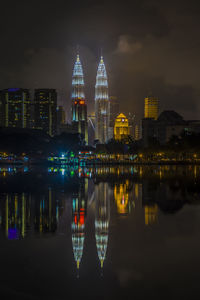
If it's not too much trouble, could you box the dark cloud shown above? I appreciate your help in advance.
[0,0,200,121]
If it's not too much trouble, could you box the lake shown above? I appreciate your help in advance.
[0,165,200,299]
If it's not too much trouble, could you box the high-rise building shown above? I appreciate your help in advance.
[114,113,130,141]
[109,96,119,127]
[34,89,57,136]
[57,105,65,126]
[95,56,109,143]
[57,105,66,134]
[71,54,88,145]
[108,96,119,140]
[134,124,141,140]
[144,96,159,120]
[0,88,31,128]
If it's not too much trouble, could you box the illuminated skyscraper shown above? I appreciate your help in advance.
[144,96,159,120]
[71,54,88,144]
[134,124,141,140]
[95,182,110,269]
[34,89,57,136]
[95,56,109,143]
[0,88,31,128]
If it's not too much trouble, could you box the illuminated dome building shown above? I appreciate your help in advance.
[95,56,109,143]
[71,54,88,144]
[72,181,87,271]
[114,113,130,141]
[95,182,110,269]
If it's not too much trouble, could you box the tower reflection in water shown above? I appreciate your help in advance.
[71,179,88,271]
[95,182,110,269]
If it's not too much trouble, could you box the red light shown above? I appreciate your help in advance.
[79,213,85,225]
[79,100,85,105]
[74,215,77,224]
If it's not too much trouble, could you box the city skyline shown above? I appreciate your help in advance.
[0,1,199,122]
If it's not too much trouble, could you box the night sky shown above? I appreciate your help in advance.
[1,0,200,122]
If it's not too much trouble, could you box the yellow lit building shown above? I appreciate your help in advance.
[134,124,140,140]
[144,96,159,120]
[114,113,130,141]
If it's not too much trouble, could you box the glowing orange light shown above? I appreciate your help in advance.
[79,100,85,105]
[79,214,84,225]
[74,215,77,224]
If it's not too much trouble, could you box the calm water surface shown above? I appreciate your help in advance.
[0,165,200,300]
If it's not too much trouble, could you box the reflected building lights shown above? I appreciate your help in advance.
[95,182,110,269]
[144,204,158,226]
[114,180,133,215]
[72,180,88,272]
[0,193,31,239]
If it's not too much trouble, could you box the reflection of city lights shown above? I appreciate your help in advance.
[8,228,18,240]
[114,182,130,215]
[144,205,158,226]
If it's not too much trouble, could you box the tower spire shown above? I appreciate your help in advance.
[71,52,88,144]
[94,55,109,143]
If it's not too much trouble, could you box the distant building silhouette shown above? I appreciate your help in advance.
[142,110,187,146]
[0,88,31,129]
[108,96,120,140]
[34,89,57,136]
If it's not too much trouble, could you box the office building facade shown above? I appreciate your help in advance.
[34,89,57,136]
[144,96,159,120]
[0,88,31,128]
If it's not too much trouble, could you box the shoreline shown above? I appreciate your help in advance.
[0,161,200,166]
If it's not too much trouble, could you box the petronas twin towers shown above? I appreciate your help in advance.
[71,53,109,144]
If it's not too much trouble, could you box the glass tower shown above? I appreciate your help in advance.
[71,54,88,144]
[95,56,109,143]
